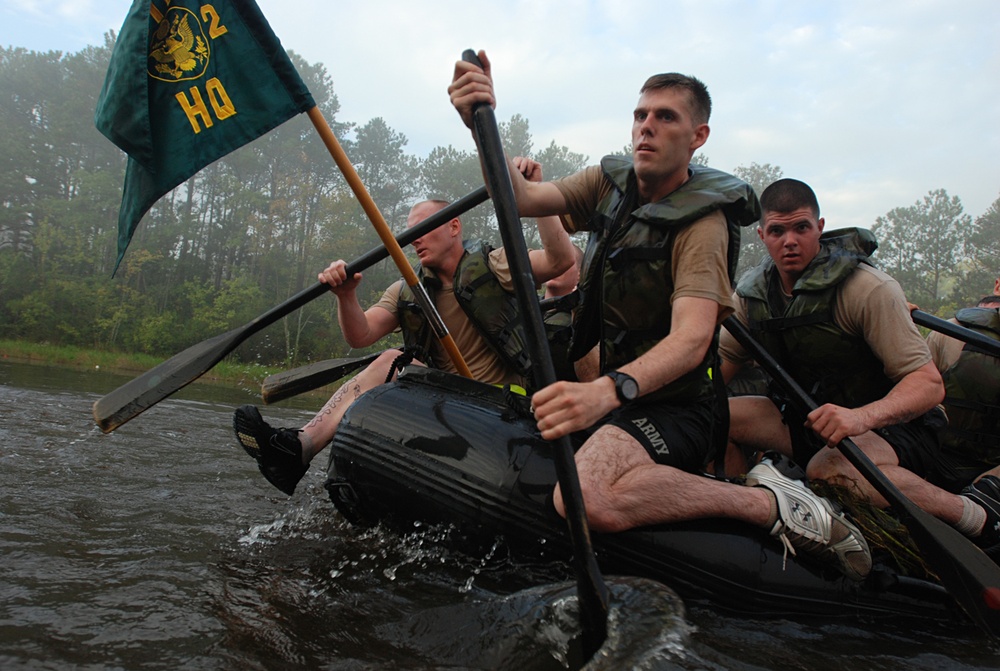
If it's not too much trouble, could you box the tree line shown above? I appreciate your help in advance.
[2,38,998,367]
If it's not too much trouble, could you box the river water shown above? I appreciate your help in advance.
[1,359,998,670]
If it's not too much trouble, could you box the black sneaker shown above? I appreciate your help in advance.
[962,475,1000,560]
[233,404,308,495]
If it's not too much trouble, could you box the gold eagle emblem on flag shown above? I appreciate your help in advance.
[147,8,210,82]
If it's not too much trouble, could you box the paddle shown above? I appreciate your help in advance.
[912,309,1000,358]
[92,187,488,433]
[261,352,383,404]
[305,107,473,380]
[723,315,1000,638]
[461,49,609,658]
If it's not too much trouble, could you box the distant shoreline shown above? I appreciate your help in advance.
[0,339,280,387]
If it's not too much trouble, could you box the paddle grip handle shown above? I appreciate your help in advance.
[462,49,482,67]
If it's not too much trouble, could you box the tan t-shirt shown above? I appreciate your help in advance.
[719,263,932,382]
[927,322,965,373]
[374,247,524,387]
[553,165,735,323]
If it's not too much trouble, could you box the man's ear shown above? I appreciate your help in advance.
[817,217,825,234]
[690,124,710,152]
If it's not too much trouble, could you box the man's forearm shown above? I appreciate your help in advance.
[532,215,574,281]
[618,297,718,396]
[855,364,944,429]
[336,297,375,348]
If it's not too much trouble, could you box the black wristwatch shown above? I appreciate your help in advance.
[605,371,639,405]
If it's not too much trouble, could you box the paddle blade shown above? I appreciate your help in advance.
[93,327,243,433]
[899,501,1000,637]
[261,353,381,404]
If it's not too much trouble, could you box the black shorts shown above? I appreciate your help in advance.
[575,397,717,472]
[872,417,941,478]
[925,450,995,494]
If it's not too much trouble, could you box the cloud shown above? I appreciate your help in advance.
[5,0,999,230]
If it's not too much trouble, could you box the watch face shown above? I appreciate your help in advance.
[621,377,639,400]
[610,372,638,402]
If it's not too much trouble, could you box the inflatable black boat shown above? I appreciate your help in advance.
[324,365,959,623]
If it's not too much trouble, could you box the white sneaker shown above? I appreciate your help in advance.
[746,459,872,581]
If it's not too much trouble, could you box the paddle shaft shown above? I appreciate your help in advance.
[93,186,488,432]
[306,107,472,379]
[723,315,1000,638]
[912,309,1000,358]
[462,49,609,657]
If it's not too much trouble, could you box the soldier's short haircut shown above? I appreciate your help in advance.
[759,179,821,219]
[640,73,712,125]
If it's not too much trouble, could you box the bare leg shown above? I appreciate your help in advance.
[717,395,794,476]
[552,424,873,579]
[552,425,773,533]
[806,432,965,525]
[729,395,794,456]
[298,350,423,463]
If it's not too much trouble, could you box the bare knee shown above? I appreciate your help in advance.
[373,349,404,372]
[552,481,631,534]
[806,448,833,479]
[806,447,853,485]
[553,425,654,533]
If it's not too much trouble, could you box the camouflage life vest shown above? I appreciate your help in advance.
[539,290,580,381]
[938,307,1000,464]
[571,157,759,403]
[397,240,533,383]
[736,228,893,408]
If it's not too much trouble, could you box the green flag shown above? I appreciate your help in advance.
[95,0,315,274]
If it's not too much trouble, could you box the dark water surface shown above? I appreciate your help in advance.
[2,359,998,670]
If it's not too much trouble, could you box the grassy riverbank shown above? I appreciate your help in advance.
[0,339,281,386]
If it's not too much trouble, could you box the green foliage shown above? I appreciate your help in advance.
[500,113,533,158]
[535,141,589,180]
[0,39,996,368]
[418,144,494,243]
[957,191,1000,306]
[872,189,971,313]
[730,162,782,281]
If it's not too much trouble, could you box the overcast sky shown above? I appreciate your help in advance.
[3,0,998,230]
